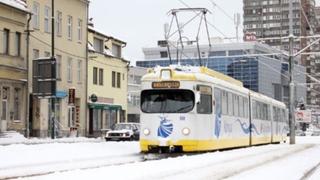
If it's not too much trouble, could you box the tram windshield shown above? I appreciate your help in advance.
[141,90,194,113]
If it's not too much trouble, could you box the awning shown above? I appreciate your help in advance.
[88,103,122,110]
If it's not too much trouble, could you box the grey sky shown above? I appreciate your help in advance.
[89,0,320,65]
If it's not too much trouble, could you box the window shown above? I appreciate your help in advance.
[197,86,212,114]
[67,58,72,82]
[44,6,51,33]
[99,68,103,85]
[112,71,116,87]
[56,11,62,36]
[160,51,168,58]
[3,29,9,54]
[2,87,9,120]
[14,88,20,120]
[227,92,233,116]
[93,67,98,85]
[67,15,73,40]
[112,43,121,58]
[56,55,61,79]
[15,32,21,56]
[44,51,50,57]
[214,88,222,116]
[93,37,103,53]
[233,95,239,116]
[77,19,82,42]
[77,60,82,83]
[32,2,40,29]
[222,91,227,115]
[117,72,121,88]
[68,106,75,127]
[32,49,39,59]
[239,96,244,117]
[141,90,194,113]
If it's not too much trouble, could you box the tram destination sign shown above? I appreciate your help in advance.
[152,81,180,89]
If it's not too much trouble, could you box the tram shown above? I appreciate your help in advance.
[139,65,288,153]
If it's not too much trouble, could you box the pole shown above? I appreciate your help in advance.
[25,14,32,138]
[288,0,295,144]
[51,0,56,139]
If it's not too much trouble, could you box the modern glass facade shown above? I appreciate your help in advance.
[137,56,260,93]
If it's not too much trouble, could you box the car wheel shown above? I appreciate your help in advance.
[130,136,134,141]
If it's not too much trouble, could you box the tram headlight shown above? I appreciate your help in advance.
[182,128,190,135]
[143,128,150,136]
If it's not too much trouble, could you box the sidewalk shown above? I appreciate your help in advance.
[0,131,102,146]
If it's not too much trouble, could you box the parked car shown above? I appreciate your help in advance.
[295,130,306,136]
[312,131,320,136]
[105,123,140,141]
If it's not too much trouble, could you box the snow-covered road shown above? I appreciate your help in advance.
[1,136,320,180]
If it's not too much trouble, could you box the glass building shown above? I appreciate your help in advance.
[136,42,306,106]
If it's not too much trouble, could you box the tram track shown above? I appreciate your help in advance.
[152,144,315,180]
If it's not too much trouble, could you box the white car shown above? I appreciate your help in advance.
[105,123,140,141]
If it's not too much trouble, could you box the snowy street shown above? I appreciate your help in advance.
[1,135,320,180]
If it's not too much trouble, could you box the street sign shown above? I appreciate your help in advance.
[295,110,312,123]
[32,57,56,97]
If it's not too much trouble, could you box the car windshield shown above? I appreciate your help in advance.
[141,89,194,113]
[113,124,134,130]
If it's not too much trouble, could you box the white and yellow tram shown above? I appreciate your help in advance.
[139,65,288,152]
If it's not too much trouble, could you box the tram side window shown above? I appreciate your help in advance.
[273,107,278,122]
[222,90,228,115]
[197,85,212,114]
[214,88,222,116]
[252,101,257,119]
[197,93,212,114]
[233,94,239,116]
[239,96,244,117]
[244,98,248,118]
[281,109,286,122]
[227,92,233,116]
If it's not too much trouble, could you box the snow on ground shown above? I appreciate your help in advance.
[1,135,320,180]
[0,131,101,145]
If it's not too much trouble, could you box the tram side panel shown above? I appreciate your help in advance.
[250,96,272,145]
[213,87,250,149]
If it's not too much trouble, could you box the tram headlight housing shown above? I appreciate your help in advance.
[182,128,190,135]
[143,128,150,136]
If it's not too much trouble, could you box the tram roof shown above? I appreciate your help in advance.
[142,65,243,87]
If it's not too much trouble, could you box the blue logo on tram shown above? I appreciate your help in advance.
[157,116,173,138]
[236,119,260,135]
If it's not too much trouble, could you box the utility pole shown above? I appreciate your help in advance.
[51,0,56,139]
[289,0,296,144]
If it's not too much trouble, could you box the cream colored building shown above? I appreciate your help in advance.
[0,1,29,135]
[27,0,88,137]
[88,25,129,137]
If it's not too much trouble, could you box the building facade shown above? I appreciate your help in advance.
[127,66,147,123]
[88,25,129,137]
[27,0,88,137]
[136,42,307,106]
[243,0,318,107]
[0,0,29,135]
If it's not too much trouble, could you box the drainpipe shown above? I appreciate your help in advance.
[25,13,32,138]
[85,1,89,136]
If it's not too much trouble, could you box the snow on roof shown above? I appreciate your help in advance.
[88,25,126,45]
[0,0,29,13]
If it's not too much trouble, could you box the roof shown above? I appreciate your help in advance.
[142,65,243,87]
[88,26,126,45]
[0,0,30,13]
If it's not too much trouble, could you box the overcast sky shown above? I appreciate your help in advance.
[89,0,320,65]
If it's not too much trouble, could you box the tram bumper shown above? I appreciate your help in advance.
[140,139,198,153]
